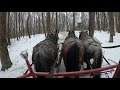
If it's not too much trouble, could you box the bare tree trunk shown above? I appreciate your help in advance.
[56,12,58,33]
[108,12,114,42]
[96,12,100,31]
[42,12,46,36]
[38,13,41,34]
[33,13,35,35]
[0,12,12,71]
[13,13,16,38]
[15,12,19,40]
[105,12,108,31]
[18,12,21,38]
[46,12,51,33]
[114,12,119,33]
[27,12,31,38]
[66,12,69,31]
[7,12,11,45]
[58,12,61,32]
[89,12,95,37]
[73,12,75,30]
[81,12,86,31]
[21,12,25,37]
[51,12,54,30]
[118,12,120,33]
[35,16,37,34]
[102,12,106,31]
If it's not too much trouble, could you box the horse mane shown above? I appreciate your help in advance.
[79,31,90,42]
[46,33,58,45]
[66,31,76,40]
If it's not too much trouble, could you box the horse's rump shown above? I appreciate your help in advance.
[61,36,84,73]
[32,30,59,78]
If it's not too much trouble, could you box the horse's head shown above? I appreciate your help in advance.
[46,30,59,45]
[79,30,89,40]
[67,30,75,37]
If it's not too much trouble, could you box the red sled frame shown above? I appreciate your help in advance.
[17,57,120,78]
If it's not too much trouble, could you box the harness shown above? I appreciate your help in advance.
[85,37,101,49]
[46,35,58,45]
[45,36,59,78]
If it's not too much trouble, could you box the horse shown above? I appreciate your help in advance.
[79,30,103,78]
[57,30,84,78]
[32,30,59,78]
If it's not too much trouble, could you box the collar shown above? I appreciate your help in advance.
[46,36,58,45]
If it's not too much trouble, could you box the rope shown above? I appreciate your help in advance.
[103,55,111,65]
[102,45,120,48]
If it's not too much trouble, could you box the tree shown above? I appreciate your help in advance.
[18,12,21,38]
[0,12,12,71]
[21,12,25,37]
[38,13,41,34]
[96,12,101,31]
[108,12,114,42]
[7,12,11,45]
[118,12,120,33]
[81,12,86,31]
[15,12,19,40]
[66,12,69,31]
[42,12,46,36]
[56,12,58,32]
[46,12,51,33]
[73,12,75,30]
[89,12,95,37]
[26,12,31,38]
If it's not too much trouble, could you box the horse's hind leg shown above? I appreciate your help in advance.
[84,54,92,70]
[34,61,48,78]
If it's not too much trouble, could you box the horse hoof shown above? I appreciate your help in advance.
[84,68,90,70]
[93,75,101,78]
[84,68,88,70]
[63,76,70,78]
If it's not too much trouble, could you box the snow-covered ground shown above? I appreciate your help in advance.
[0,30,120,78]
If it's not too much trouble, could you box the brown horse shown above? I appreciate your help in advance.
[57,30,84,78]
[32,30,59,78]
[79,30,103,78]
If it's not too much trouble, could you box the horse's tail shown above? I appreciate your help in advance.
[32,52,47,78]
[93,48,103,78]
[66,42,81,72]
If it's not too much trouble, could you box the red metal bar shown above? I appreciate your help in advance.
[25,59,36,78]
[18,73,31,78]
[113,62,120,78]
[18,54,120,78]
[18,64,119,78]
[33,64,118,77]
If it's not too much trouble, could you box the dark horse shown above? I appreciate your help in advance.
[57,30,84,78]
[32,30,59,78]
[79,30,103,78]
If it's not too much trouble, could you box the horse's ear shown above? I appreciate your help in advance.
[86,30,89,34]
[72,30,74,33]
[55,30,58,34]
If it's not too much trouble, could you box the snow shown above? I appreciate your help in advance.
[0,30,120,78]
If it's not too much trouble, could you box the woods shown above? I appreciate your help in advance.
[0,12,119,71]
[2,12,119,41]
